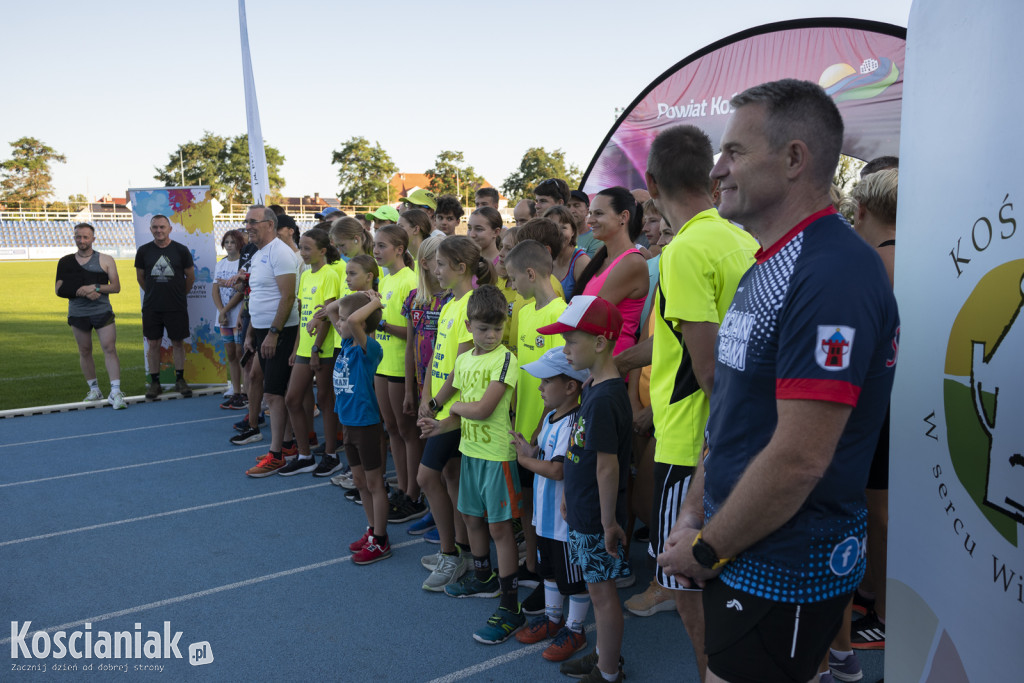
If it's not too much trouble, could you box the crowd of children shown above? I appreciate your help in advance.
[208,183,682,683]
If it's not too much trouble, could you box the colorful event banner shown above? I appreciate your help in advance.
[582,18,905,194]
[888,1,1022,680]
[128,187,226,385]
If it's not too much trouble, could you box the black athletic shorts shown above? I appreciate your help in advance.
[866,405,890,490]
[143,309,189,341]
[536,535,586,596]
[421,428,461,471]
[703,578,850,683]
[252,325,298,396]
[651,462,699,591]
[68,312,115,332]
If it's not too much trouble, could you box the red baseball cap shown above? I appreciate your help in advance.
[537,295,622,340]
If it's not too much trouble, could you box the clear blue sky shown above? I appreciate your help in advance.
[1,0,913,202]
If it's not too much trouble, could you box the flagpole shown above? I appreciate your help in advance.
[238,0,269,206]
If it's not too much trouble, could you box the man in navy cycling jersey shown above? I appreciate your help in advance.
[657,79,899,683]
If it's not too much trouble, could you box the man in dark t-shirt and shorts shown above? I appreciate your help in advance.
[135,214,195,399]
[657,80,899,683]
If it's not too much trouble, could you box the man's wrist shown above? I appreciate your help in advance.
[269,326,280,335]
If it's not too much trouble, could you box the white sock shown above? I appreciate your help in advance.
[110,380,120,392]
[567,594,591,633]
[600,667,618,681]
[298,453,312,460]
[87,379,99,390]
[830,648,853,661]
[544,580,563,623]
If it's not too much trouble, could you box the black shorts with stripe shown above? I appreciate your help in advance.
[536,535,586,596]
[651,462,700,591]
[703,578,851,683]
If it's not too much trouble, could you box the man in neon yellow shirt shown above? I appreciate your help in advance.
[615,125,757,681]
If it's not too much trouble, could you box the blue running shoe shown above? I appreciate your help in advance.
[828,650,863,682]
[423,526,440,544]
[409,511,436,535]
[473,607,525,644]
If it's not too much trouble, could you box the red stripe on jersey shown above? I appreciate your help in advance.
[776,377,861,406]
[755,206,838,264]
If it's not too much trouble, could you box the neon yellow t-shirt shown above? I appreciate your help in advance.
[651,208,758,466]
[429,291,473,420]
[375,266,417,377]
[514,297,568,439]
[329,258,352,301]
[497,278,518,346]
[453,345,518,461]
[297,265,341,357]
[509,275,564,355]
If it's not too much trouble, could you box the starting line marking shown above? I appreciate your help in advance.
[0,414,237,448]
[0,482,331,547]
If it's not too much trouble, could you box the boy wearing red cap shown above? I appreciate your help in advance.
[539,295,631,683]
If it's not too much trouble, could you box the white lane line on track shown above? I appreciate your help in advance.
[0,446,264,487]
[0,415,238,448]
[0,539,424,645]
[425,623,600,683]
[0,483,332,546]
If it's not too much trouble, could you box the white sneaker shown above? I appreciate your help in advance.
[83,388,103,402]
[421,550,443,571]
[108,391,127,410]
[422,550,467,592]
[331,471,356,489]
[223,387,234,397]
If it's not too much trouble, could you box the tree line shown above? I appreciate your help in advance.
[0,134,583,210]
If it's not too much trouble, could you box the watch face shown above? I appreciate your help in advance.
[693,540,718,569]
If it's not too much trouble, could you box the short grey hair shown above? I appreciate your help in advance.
[249,204,277,229]
[730,79,844,189]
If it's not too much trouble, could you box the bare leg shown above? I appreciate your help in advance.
[247,359,264,428]
[588,580,624,678]
[418,464,456,554]
[520,488,538,572]
[351,465,374,528]
[490,519,518,578]
[146,338,162,375]
[365,465,389,538]
[171,339,186,372]
[95,323,121,382]
[675,589,707,681]
[389,381,422,499]
[265,393,287,452]
[443,457,468,546]
[313,361,338,454]
[224,341,240,393]
[285,364,313,454]
[72,327,97,381]
[376,376,406,492]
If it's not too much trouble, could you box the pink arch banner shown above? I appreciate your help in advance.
[581,18,906,194]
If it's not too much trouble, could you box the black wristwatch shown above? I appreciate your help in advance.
[692,531,729,570]
[428,397,440,413]
[269,326,281,335]
[310,344,320,354]
[377,319,387,332]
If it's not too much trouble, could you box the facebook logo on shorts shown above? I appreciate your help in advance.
[829,537,861,576]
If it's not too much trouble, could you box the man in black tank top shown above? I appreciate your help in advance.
[55,223,126,409]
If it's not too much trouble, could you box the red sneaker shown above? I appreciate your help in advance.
[515,617,564,644]
[281,440,298,457]
[542,626,588,662]
[348,528,372,552]
[352,536,392,565]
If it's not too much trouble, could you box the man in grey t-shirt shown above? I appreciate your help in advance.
[55,223,125,409]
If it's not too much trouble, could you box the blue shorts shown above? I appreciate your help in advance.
[457,457,521,522]
[567,529,631,585]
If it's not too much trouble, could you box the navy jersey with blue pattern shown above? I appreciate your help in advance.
[705,207,899,604]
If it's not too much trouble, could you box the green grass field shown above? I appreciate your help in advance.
[0,259,149,410]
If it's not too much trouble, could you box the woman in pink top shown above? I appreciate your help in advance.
[575,186,649,355]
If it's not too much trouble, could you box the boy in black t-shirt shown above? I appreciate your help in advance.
[538,295,631,683]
